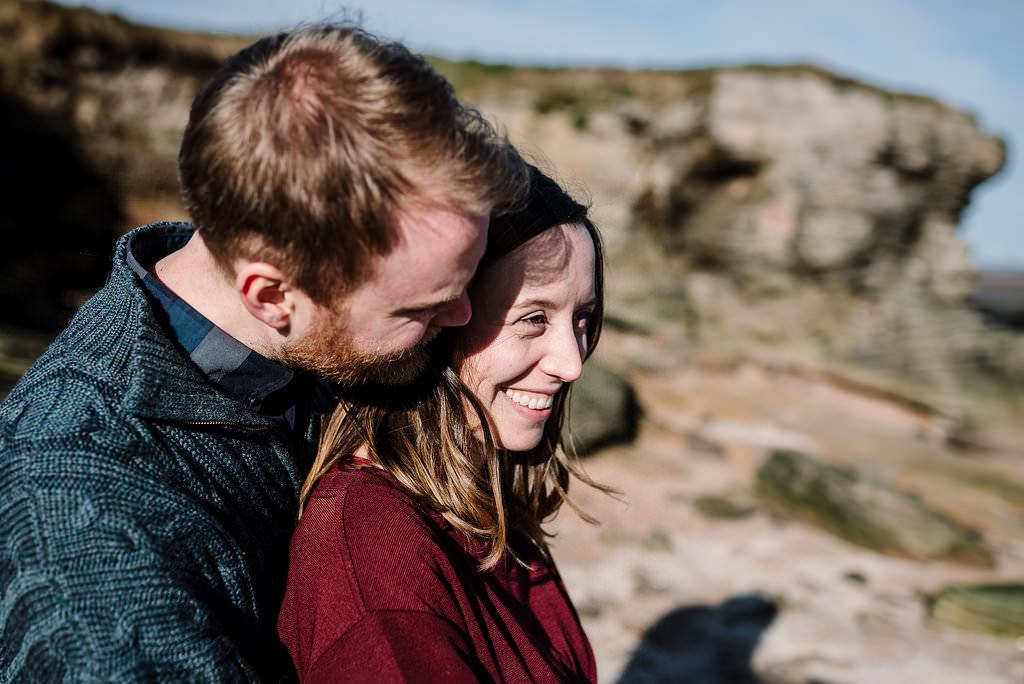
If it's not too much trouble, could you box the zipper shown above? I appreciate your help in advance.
[160,418,275,433]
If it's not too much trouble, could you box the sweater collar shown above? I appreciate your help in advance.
[125,225,303,428]
[113,223,280,428]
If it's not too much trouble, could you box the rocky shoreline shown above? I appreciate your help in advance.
[550,327,1024,683]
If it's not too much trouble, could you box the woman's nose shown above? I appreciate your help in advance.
[539,327,585,383]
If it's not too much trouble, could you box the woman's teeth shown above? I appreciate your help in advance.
[505,389,554,410]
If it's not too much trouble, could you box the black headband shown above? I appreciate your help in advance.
[479,165,587,270]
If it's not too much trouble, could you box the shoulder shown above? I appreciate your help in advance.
[2,364,127,436]
[0,363,141,505]
[314,468,439,529]
[288,468,472,611]
[280,468,479,671]
[294,468,453,569]
[0,270,144,442]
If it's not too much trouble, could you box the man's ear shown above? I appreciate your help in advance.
[236,262,296,333]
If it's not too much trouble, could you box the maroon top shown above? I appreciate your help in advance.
[278,467,597,683]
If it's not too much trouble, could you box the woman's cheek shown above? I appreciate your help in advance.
[453,354,477,392]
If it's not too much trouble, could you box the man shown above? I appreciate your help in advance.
[0,24,527,680]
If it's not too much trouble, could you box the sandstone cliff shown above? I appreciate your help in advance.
[1,0,1019,413]
[453,63,1015,412]
[0,0,246,328]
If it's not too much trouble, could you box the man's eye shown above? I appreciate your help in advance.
[402,306,437,319]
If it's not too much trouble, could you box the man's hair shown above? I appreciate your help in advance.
[178,24,528,301]
[301,165,612,570]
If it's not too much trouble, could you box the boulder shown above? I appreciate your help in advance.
[756,449,993,566]
[565,362,639,456]
[617,594,777,684]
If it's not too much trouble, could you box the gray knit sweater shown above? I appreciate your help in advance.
[0,226,314,681]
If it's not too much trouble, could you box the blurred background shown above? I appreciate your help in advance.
[1,1,1021,681]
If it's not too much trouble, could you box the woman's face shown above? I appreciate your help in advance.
[455,222,597,452]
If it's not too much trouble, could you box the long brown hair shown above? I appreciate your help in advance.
[301,167,610,569]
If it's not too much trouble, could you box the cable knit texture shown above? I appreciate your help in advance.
[0,223,313,681]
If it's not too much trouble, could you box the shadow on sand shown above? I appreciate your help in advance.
[617,593,778,684]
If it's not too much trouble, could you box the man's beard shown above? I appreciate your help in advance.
[281,318,441,386]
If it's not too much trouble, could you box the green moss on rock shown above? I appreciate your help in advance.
[928,584,1024,638]
[756,449,993,566]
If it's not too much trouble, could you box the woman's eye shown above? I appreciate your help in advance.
[522,313,548,326]
[513,312,548,329]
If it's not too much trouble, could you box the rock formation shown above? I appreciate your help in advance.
[464,64,1018,411]
[0,0,245,330]
[0,0,245,201]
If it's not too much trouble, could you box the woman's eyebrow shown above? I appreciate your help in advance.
[510,296,598,311]
[509,297,558,311]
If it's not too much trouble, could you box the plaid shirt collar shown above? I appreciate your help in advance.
[125,226,303,424]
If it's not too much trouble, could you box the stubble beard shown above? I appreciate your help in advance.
[281,317,441,386]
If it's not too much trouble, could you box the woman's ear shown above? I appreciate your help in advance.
[236,262,296,334]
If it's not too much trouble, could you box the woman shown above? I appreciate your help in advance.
[278,166,610,682]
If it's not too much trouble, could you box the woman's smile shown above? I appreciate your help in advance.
[503,388,556,411]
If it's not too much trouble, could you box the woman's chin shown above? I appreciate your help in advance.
[494,430,545,453]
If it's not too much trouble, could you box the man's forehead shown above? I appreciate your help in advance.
[393,169,488,231]
[354,211,486,301]
[391,198,487,242]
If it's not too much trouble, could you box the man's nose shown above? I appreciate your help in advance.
[431,292,472,328]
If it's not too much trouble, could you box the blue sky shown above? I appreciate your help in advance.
[56,0,1023,268]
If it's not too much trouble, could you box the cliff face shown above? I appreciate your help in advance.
[1,0,1018,403]
[470,66,1016,402]
[0,0,246,328]
[0,0,246,200]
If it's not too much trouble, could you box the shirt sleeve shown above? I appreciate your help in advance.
[306,610,494,683]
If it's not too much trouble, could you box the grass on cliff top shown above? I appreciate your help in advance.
[430,56,698,106]
[430,56,947,112]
